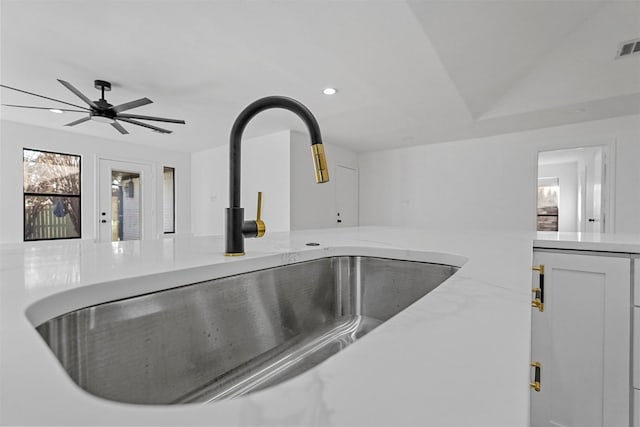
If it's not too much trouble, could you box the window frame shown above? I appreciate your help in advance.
[163,166,175,234]
[23,147,82,241]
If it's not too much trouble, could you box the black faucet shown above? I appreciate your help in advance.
[225,96,329,256]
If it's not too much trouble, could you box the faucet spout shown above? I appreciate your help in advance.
[225,96,329,256]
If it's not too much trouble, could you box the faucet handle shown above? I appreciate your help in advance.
[255,192,265,238]
[256,191,263,222]
[240,192,266,239]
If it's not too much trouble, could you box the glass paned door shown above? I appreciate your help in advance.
[99,159,153,242]
[111,171,141,241]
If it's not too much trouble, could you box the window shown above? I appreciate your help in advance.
[537,177,559,231]
[23,149,81,241]
[163,167,175,234]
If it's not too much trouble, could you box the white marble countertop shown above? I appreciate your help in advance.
[535,231,640,253]
[0,227,637,426]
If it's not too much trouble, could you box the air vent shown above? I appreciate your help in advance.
[616,38,640,59]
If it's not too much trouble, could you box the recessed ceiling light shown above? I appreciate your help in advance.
[49,108,64,114]
[323,87,337,95]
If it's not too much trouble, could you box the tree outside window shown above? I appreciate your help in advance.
[23,149,81,241]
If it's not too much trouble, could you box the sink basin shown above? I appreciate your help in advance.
[36,256,457,405]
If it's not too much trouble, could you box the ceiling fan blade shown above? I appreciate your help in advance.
[111,121,129,135]
[116,113,185,124]
[64,116,91,127]
[112,98,153,113]
[0,84,90,110]
[118,117,172,134]
[2,104,88,113]
[57,79,99,109]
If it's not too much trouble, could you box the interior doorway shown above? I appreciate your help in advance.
[335,165,358,227]
[536,146,610,233]
[98,159,154,242]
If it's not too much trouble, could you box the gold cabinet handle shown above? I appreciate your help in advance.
[531,299,544,312]
[531,265,545,312]
[530,361,542,392]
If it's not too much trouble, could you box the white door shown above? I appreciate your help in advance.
[584,148,605,233]
[530,250,630,427]
[335,166,358,226]
[98,159,154,242]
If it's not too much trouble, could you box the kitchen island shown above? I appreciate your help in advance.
[1,227,637,426]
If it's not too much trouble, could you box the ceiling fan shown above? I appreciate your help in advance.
[0,79,186,134]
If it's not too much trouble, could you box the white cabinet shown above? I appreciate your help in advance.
[635,390,639,427]
[635,307,640,390]
[635,257,640,426]
[530,250,631,427]
[635,258,639,307]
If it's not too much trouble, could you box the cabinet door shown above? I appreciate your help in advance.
[635,390,639,427]
[635,308,640,390]
[635,258,639,307]
[531,251,630,427]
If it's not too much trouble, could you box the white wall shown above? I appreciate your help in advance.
[191,143,227,237]
[290,131,359,230]
[0,120,191,243]
[613,126,640,233]
[191,130,359,236]
[243,131,291,232]
[359,115,640,233]
[538,162,578,232]
[191,131,291,237]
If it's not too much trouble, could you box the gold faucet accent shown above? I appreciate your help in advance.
[311,144,329,183]
[255,192,265,238]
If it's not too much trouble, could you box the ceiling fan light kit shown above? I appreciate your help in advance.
[90,114,115,124]
[0,79,186,135]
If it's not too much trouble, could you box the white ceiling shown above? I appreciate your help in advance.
[1,0,639,153]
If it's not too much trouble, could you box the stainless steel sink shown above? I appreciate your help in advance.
[36,256,457,405]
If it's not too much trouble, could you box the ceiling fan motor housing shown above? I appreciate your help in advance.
[94,99,114,111]
[91,98,116,123]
